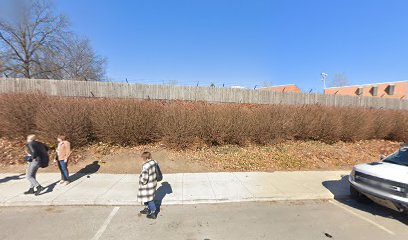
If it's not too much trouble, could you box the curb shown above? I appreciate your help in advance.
[0,194,351,207]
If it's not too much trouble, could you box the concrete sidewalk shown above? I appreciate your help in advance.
[0,171,350,207]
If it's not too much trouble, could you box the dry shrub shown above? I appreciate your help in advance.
[387,111,408,142]
[0,93,43,139]
[2,93,408,149]
[292,105,341,143]
[371,110,396,139]
[160,101,202,148]
[197,104,251,146]
[338,108,373,141]
[35,97,92,147]
[91,99,161,145]
[250,105,296,144]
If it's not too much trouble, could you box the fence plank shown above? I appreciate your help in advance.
[0,78,407,110]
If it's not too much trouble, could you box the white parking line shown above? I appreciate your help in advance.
[91,206,120,240]
[329,200,395,235]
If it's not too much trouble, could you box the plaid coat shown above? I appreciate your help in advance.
[137,159,158,203]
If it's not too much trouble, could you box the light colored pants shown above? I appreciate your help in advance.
[26,160,40,188]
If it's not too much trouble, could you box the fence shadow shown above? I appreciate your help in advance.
[323,175,408,225]
[154,182,173,213]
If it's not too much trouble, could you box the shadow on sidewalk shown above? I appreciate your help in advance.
[154,182,173,213]
[322,175,350,199]
[323,175,408,225]
[70,161,101,182]
[0,173,25,184]
[41,180,59,195]
[40,161,101,195]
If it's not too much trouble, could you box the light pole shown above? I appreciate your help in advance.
[321,72,328,89]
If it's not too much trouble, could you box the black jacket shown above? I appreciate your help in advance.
[26,141,49,164]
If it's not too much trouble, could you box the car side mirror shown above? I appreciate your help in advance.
[380,155,386,161]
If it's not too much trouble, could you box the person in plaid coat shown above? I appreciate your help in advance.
[138,152,158,219]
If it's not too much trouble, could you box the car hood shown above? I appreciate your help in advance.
[354,162,408,184]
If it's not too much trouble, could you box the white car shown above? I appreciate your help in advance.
[349,146,408,212]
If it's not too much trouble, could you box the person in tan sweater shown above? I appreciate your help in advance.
[56,135,71,185]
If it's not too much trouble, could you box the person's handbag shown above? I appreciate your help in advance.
[155,161,163,182]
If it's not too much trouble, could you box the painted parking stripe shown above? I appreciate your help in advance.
[91,207,120,240]
[329,200,395,235]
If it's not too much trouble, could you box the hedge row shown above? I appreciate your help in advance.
[1,93,407,148]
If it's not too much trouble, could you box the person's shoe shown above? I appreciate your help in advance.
[146,211,157,219]
[24,188,35,195]
[63,181,70,185]
[140,207,150,215]
[59,180,65,184]
[35,185,44,196]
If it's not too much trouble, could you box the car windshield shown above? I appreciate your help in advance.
[383,148,408,166]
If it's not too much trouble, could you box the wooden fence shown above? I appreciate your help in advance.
[1,78,407,110]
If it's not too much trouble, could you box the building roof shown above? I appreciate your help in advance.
[324,80,408,89]
[257,84,301,93]
[257,84,298,89]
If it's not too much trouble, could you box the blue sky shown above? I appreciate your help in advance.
[55,0,408,92]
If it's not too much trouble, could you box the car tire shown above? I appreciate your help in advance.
[350,185,372,204]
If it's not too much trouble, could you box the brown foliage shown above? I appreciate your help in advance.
[1,93,407,148]
[0,94,42,139]
[160,102,202,148]
[197,104,251,146]
[90,99,161,145]
[35,98,93,147]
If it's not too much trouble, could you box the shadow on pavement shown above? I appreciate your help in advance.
[40,161,101,195]
[41,180,59,195]
[323,175,408,225]
[154,182,173,213]
[0,173,24,184]
[322,174,350,198]
[70,161,101,182]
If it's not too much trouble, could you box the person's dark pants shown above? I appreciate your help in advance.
[144,201,157,212]
[57,160,64,180]
[57,160,69,181]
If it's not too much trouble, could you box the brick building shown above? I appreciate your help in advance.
[324,81,408,100]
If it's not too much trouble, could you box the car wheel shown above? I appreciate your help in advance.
[350,185,371,204]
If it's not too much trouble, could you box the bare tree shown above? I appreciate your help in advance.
[59,37,106,81]
[0,0,68,78]
[0,0,106,81]
[328,72,350,87]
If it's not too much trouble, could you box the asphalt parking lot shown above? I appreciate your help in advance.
[0,200,407,240]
